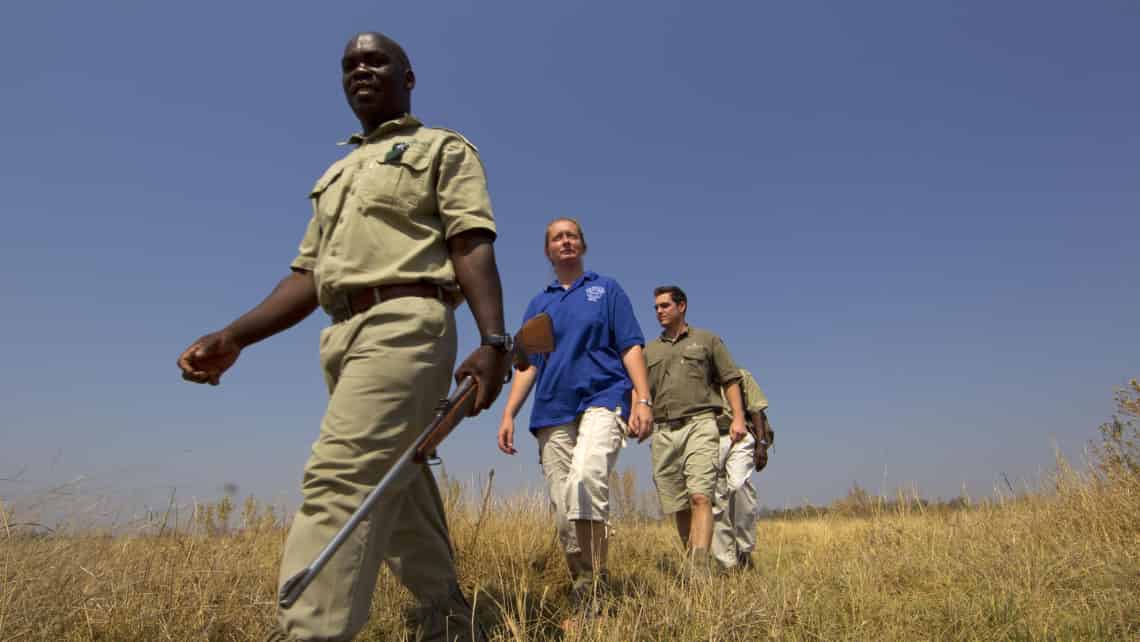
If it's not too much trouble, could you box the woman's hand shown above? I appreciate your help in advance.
[497,415,518,454]
[629,403,654,442]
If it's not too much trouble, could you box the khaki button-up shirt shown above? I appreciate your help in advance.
[718,368,769,429]
[291,114,496,312]
[646,325,741,422]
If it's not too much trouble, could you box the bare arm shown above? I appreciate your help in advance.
[502,364,539,420]
[448,229,509,414]
[224,270,319,347]
[621,345,652,404]
[497,365,537,455]
[621,345,654,441]
[177,270,319,385]
[723,382,747,442]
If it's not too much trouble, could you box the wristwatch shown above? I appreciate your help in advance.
[636,398,653,408]
[481,333,514,353]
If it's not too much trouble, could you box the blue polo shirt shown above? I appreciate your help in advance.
[522,271,645,432]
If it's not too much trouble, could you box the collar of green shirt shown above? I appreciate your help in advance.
[338,113,422,146]
[658,324,690,344]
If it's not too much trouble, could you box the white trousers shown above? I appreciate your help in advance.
[712,432,759,569]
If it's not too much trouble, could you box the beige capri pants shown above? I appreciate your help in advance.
[535,406,627,555]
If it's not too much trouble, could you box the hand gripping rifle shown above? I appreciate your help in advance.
[278,313,555,609]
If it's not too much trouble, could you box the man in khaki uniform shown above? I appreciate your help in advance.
[713,368,771,571]
[645,285,746,572]
[177,32,510,642]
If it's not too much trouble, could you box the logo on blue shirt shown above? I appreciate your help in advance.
[586,286,606,302]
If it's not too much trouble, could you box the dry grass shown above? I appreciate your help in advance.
[3,383,1138,641]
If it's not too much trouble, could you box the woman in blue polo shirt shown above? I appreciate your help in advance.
[497,217,654,606]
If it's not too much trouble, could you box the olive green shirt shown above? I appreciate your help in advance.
[291,114,497,312]
[646,325,741,422]
[718,368,769,429]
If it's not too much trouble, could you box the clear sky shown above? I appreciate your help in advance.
[2,1,1137,522]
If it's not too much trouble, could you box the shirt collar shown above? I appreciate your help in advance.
[658,324,690,343]
[544,270,598,293]
[338,113,423,146]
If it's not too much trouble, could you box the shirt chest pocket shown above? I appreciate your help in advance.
[351,142,434,215]
[646,355,664,379]
[680,345,710,380]
[309,165,347,233]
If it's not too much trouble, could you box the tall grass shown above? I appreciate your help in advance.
[2,381,1137,641]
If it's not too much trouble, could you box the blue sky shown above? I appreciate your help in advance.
[1,1,1137,521]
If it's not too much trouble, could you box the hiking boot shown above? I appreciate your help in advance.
[562,570,609,631]
[263,626,295,642]
[408,584,487,642]
[736,550,756,571]
[685,548,716,580]
[572,569,610,606]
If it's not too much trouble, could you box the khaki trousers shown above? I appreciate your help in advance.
[277,297,459,642]
[712,432,759,569]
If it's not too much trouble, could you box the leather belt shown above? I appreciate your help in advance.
[655,411,716,431]
[329,282,445,323]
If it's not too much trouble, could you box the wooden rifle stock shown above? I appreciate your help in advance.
[512,311,555,372]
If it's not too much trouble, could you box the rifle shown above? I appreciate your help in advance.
[278,312,555,609]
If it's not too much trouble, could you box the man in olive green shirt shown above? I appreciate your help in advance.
[178,32,509,642]
[645,285,746,572]
[714,368,771,571]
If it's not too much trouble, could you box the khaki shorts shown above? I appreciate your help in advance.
[651,413,719,514]
[536,406,627,530]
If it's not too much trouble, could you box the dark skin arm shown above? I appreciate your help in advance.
[448,229,509,414]
[179,230,508,411]
[751,409,773,444]
[177,270,319,385]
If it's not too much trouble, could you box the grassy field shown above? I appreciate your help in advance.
[3,383,1138,641]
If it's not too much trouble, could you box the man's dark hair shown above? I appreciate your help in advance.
[653,285,687,305]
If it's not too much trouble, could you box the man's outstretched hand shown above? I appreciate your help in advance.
[454,345,509,415]
[178,331,242,385]
[176,270,319,386]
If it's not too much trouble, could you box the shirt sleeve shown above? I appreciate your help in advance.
[710,335,742,387]
[608,281,645,353]
[436,137,497,241]
[290,209,320,272]
[740,370,770,412]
